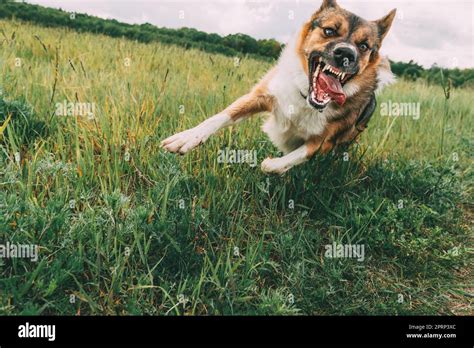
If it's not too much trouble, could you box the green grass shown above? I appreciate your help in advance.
[0,20,473,315]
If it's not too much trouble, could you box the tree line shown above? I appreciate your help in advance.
[390,60,474,88]
[0,1,472,88]
[0,1,281,61]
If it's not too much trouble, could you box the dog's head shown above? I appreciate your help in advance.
[297,0,396,110]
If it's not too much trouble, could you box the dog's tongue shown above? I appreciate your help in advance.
[319,72,346,106]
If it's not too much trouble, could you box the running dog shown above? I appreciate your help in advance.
[161,0,396,174]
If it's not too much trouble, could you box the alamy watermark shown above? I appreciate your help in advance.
[0,242,39,262]
[18,322,55,341]
[380,100,420,120]
[55,100,96,120]
[324,242,365,262]
[217,148,257,167]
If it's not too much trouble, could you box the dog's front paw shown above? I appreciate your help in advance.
[261,157,290,175]
[160,127,208,154]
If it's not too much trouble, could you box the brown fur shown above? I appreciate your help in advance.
[162,0,396,172]
[228,68,276,121]
[229,0,395,157]
[298,0,395,156]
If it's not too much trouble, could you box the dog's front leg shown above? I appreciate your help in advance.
[161,112,233,154]
[161,88,274,154]
[261,136,333,174]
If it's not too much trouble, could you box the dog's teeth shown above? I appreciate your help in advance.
[341,72,346,80]
[319,57,322,62]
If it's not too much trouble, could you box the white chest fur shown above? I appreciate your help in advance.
[265,36,336,151]
[264,34,387,153]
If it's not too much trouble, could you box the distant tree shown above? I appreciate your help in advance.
[0,1,472,86]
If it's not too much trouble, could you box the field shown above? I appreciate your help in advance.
[0,20,472,315]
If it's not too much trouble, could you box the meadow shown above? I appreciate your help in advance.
[0,19,472,315]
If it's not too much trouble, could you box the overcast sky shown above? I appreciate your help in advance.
[27,0,474,68]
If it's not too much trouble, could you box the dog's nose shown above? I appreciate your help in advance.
[333,46,357,68]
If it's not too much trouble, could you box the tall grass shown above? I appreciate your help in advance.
[0,20,472,315]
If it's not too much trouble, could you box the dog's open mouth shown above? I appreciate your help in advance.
[308,55,354,110]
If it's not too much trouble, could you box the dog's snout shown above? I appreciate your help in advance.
[333,46,357,69]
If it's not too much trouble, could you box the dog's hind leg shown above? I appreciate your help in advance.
[261,136,332,174]
[262,115,305,154]
[161,71,275,155]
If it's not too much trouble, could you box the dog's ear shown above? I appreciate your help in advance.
[375,9,397,41]
[319,0,338,10]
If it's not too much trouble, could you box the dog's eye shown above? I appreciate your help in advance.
[358,43,369,52]
[323,28,336,37]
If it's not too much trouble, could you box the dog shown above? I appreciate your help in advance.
[161,0,396,174]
